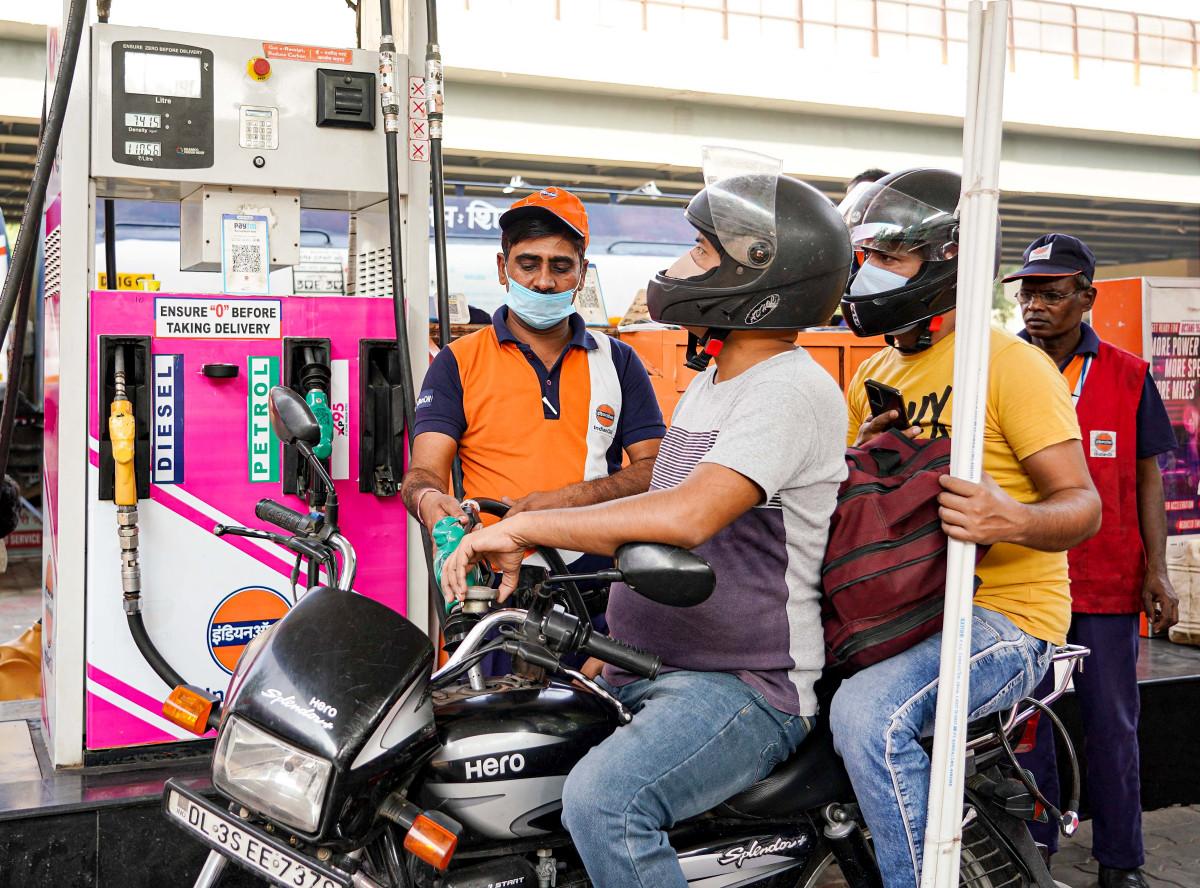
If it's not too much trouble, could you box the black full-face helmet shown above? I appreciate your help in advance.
[646,168,852,368]
[838,168,967,345]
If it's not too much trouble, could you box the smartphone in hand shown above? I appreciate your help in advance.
[864,378,911,430]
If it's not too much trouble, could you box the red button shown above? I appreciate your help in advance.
[252,58,271,77]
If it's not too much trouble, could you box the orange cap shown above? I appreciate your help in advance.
[499,187,589,249]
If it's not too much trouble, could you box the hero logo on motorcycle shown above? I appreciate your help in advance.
[464,753,525,780]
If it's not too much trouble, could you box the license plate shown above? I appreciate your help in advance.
[165,786,348,888]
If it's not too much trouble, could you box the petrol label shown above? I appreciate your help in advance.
[155,297,281,339]
[330,359,350,480]
[248,356,280,483]
[153,354,184,484]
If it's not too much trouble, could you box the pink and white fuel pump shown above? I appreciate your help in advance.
[39,9,433,769]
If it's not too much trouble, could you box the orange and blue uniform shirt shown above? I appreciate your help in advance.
[413,308,665,503]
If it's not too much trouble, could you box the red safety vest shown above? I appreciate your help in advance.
[1068,340,1148,613]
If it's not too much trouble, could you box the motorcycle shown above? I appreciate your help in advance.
[167,386,1088,888]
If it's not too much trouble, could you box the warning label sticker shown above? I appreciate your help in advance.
[155,297,282,339]
[262,42,354,65]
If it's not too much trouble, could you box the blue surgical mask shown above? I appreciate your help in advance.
[506,279,577,330]
[849,261,911,297]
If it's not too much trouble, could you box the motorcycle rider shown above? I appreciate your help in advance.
[443,162,853,888]
[832,169,1102,888]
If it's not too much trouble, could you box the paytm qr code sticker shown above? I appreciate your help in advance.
[221,214,271,295]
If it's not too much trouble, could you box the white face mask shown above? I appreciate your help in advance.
[849,260,910,297]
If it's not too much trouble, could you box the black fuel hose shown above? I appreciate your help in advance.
[0,239,34,479]
[0,0,87,355]
[425,0,451,348]
[127,611,186,691]
[378,0,445,628]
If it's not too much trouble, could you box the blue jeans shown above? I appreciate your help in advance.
[561,670,811,888]
[829,606,1054,888]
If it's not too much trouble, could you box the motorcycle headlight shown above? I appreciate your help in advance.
[212,716,332,834]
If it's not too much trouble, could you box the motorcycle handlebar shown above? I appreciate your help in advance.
[581,631,660,680]
[255,499,317,536]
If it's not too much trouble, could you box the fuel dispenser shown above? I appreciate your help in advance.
[39,12,433,768]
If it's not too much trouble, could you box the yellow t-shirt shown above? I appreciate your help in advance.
[846,328,1081,644]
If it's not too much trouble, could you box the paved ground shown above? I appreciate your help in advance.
[1053,805,1200,887]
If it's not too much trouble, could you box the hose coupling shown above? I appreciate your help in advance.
[117,506,139,526]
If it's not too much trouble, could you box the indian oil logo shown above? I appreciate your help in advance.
[207,586,290,674]
[595,404,616,429]
[1090,430,1117,459]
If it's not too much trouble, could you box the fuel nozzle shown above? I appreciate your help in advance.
[299,348,334,460]
[109,347,138,508]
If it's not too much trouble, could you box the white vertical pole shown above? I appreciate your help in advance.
[920,3,1009,887]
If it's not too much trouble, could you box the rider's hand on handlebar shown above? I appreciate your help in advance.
[853,410,922,447]
[580,657,604,680]
[442,519,532,604]
[501,490,562,517]
[418,490,470,532]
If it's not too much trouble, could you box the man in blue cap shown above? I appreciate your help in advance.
[1010,233,1179,888]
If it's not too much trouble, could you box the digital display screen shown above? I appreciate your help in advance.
[123,51,202,99]
[245,109,273,120]
[124,141,162,157]
[124,112,161,129]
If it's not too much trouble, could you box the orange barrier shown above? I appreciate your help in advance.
[1092,278,1146,358]
[618,327,890,417]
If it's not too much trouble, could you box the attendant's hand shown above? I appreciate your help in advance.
[937,472,1022,546]
[416,490,467,532]
[853,411,922,447]
[443,517,534,603]
[1142,569,1179,634]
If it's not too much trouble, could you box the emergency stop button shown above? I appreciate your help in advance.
[247,57,272,81]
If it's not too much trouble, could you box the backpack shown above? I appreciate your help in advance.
[820,431,983,673]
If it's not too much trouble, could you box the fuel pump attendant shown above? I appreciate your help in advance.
[400,187,665,536]
[442,171,854,888]
[1010,234,1178,888]
[832,170,1102,888]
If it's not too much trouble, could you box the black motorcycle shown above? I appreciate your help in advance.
[167,387,1088,888]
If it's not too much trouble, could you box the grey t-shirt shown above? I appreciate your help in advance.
[604,347,848,715]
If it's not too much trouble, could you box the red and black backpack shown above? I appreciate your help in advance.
[821,431,984,673]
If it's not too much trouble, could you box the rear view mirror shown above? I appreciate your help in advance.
[614,543,714,608]
[268,386,321,446]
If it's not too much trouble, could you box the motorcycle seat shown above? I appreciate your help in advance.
[716,720,852,819]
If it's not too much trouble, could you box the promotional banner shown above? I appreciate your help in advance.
[1153,320,1200,535]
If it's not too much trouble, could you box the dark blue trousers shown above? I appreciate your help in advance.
[1019,613,1143,869]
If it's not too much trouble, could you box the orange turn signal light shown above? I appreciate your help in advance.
[403,813,459,871]
[163,684,218,735]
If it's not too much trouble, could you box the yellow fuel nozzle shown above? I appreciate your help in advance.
[109,399,138,506]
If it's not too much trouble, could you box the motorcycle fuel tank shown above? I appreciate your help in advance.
[421,682,617,840]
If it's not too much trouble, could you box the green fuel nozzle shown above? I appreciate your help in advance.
[432,515,482,607]
[305,389,334,460]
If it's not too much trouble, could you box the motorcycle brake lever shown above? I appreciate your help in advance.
[560,666,632,725]
[213,524,289,546]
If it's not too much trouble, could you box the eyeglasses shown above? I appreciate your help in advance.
[1014,287,1082,306]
